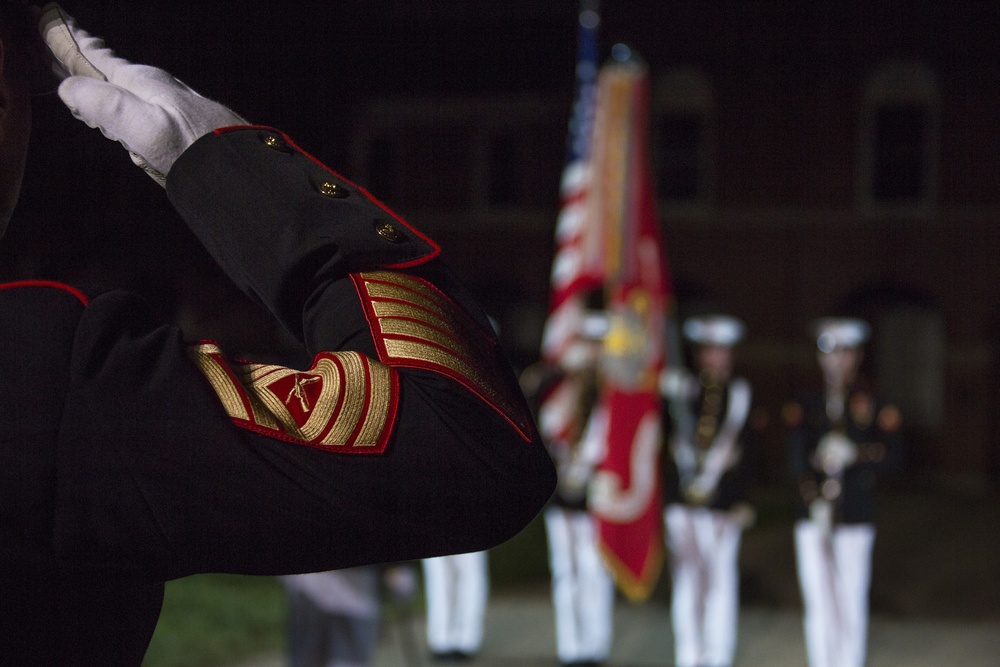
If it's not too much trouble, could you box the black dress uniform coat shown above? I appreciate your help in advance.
[786,387,902,524]
[0,127,555,665]
[662,379,756,512]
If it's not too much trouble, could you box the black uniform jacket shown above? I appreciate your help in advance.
[786,387,902,524]
[661,380,756,511]
[0,127,555,665]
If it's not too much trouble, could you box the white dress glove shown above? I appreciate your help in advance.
[38,3,247,186]
[658,366,695,400]
[815,431,858,476]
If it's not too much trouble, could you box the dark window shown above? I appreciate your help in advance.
[871,105,928,201]
[367,121,563,213]
[657,112,704,201]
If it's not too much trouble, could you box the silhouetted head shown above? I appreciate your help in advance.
[0,0,34,234]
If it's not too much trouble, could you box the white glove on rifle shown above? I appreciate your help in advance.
[815,431,858,476]
[38,3,247,186]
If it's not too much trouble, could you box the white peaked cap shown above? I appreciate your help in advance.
[682,314,745,346]
[813,317,871,352]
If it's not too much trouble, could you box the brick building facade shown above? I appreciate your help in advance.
[7,1,998,485]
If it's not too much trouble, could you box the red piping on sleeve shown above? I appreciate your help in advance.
[0,280,89,306]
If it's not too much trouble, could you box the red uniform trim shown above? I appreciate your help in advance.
[0,280,89,306]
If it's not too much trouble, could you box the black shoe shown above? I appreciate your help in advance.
[431,650,475,662]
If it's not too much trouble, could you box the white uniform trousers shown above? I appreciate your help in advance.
[281,568,381,667]
[422,551,489,655]
[794,520,876,667]
[544,506,614,664]
[665,504,743,667]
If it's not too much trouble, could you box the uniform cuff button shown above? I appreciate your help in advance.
[260,132,292,153]
[318,181,349,198]
[374,220,404,243]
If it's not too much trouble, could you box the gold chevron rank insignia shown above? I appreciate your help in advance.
[187,344,398,453]
[352,271,535,442]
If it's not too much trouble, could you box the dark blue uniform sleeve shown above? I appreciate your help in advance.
[47,127,554,580]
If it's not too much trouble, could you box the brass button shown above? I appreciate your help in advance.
[261,133,291,152]
[318,181,348,198]
[374,220,404,243]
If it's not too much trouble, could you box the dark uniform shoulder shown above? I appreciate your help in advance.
[0,280,90,306]
[0,280,92,361]
[0,280,93,479]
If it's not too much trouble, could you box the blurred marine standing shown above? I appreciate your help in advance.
[785,318,902,667]
[422,550,489,661]
[660,314,756,667]
[521,309,615,667]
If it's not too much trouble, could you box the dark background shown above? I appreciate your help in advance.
[6,0,1000,620]
[10,0,1000,481]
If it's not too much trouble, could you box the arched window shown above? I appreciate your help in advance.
[858,62,940,217]
[653,69,716,217]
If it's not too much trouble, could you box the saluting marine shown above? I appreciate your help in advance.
[785,318,902,667]
[0,5,554,664]
[660,314,756,667]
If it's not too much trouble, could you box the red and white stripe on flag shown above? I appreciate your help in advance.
[537,3,602,451]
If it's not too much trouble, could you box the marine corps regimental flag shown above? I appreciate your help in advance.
[586,56,670,602]
[540,2,669,602]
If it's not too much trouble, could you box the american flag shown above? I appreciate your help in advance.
[537,1,603,453]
